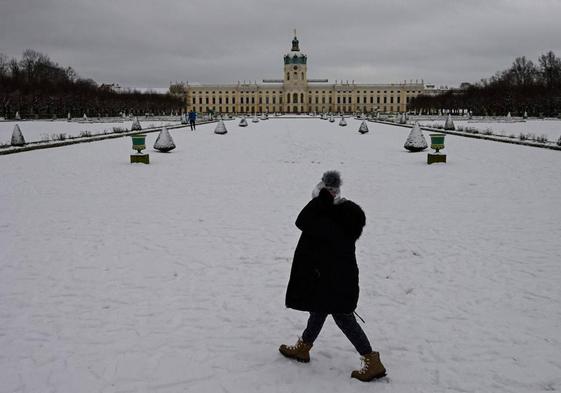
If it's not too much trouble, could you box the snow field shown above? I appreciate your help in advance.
[416,118,561,141]
[0,119,180,144]
[1,118,560,392]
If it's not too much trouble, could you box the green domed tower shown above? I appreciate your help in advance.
[283,31,308,113]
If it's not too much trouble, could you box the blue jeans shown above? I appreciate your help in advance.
[302,312,373,356]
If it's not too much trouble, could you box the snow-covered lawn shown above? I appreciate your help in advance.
[0,119,181,144]
[416,118,561,142]
[1,118,560,393]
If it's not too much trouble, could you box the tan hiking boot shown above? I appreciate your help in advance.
[279,338,313,363]
[351,351,387,381]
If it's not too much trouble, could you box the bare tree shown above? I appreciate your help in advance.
[507,56,538,87]
[539,51,561,89]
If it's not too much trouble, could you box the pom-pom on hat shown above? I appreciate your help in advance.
[322,170,342,190]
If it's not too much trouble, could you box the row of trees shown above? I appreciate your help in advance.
[0,50,184,118]
[410,51,561,117]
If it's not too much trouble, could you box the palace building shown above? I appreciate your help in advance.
[185,34,426,114]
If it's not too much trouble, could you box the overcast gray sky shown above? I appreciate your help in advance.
[1,0,560,89]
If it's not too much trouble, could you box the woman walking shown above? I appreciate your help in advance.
[279,170,386,382]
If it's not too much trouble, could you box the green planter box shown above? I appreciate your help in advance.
[132,134,147,153]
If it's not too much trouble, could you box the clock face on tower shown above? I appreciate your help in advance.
[293,65,298,70]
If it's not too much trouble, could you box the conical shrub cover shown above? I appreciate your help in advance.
[83,113,88,120]
[15,111,21,120]
[358,120,369,134]
[153,126,176,152]
[399,113,407,124]
[339,117,347,126]
[252,115,259,123]
[67,112,71,121]
[329,115,335,122]
[404,122,428,152]
[444,114,455,130]
[11,124,25,146]
[131,117,142,131]
[214,120,227,134]
[239,117,248,127]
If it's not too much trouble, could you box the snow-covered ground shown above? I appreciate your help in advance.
[415,118,561,142]
[0,119,181,144]
[1,118,560,393]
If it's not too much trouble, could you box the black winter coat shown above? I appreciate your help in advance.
[285,188,366,314]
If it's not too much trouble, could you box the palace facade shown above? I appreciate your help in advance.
[185,35,426,114]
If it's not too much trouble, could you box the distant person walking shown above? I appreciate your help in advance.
[188,110,197,131]
[279,171,387,382]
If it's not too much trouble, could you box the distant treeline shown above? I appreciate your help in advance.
[0,50,184,119]
[410,51,561,117]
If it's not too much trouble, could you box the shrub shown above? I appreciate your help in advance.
[79,130,92,137]
[51,133,67,141]
[483,129,493,135]
[509,134,516,139]
[536,135,548,143]
[557,136,561,146]
[112,127,127,133]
